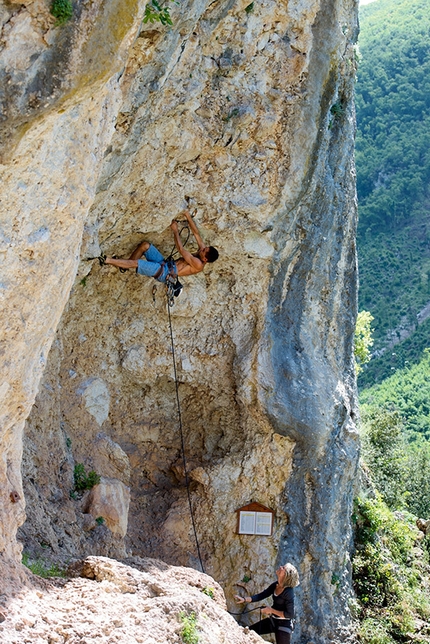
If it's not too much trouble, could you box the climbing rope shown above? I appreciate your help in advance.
[166,298,206,574]
[165,220,192,306]
[228,606,263,616]
[168,220,191,260]
[228,606,265,630]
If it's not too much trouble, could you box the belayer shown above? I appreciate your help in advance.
[234,563,299,644]
[101,210,219,286]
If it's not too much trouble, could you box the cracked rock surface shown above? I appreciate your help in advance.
[0,556,261,644]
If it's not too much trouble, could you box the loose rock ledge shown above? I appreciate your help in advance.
[0,556,261,644]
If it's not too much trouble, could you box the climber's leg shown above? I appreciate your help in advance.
[135,244,166,279]
[129,241,151,260]
[105,240,151,271]
[105,257,138,270]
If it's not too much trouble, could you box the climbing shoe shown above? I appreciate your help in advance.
[173,280,183,298]
[112,255,127,273]
[98,254,106,266]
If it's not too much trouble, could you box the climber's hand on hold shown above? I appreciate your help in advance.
[234,595,247,604]
[170,219,179,232]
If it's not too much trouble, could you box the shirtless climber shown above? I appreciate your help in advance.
[102,210,219,282]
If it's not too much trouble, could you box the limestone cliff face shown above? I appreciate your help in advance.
[0,0,142,570]
[0,0,359,640]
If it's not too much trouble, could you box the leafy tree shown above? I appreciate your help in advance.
[360,407,408,509]
[404,439,430,518]
[355,311,374,374]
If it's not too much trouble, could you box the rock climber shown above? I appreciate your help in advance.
[234,563,299,644]
[101,210,218,283]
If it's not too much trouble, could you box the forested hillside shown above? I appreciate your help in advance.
[356,0,430,388]
[355,350,430,643]
[354,7,430,642]
[360,348,430,441]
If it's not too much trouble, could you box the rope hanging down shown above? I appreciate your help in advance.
[166,299,206,574]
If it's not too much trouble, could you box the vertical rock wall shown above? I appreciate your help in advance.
[1,0,359,640]
[0,0,143,585]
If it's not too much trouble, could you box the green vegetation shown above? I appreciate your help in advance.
[180,611,199,644]
[355,311,374,374]
[96,516,105,525]
[359,318,430,387]
[22,552,66,578]
[360,348,430,440]
[352,495,430,644]
[143,0,177,26]
[331,573,341,593]
[359,348,430,518]
[50,0,73,25]
[356,0,430,385]
[73,463,100,492]
[201,586,215,599]
[222,108,240,122]
[360,406,408,509]
[328,101,345,129]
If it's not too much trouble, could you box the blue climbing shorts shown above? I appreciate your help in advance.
[137,244,177,283]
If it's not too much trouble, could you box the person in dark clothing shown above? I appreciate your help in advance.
[234,563,299,644]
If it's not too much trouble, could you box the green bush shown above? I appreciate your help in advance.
[353,494,430,641]
[180,611,199,644]
[201,586,215,599]
[358,618,395,644]
[355,311,374,374]
[359,407,408,509]
[50,0,73,25]
[73,463,100,492]
[143,0,176,26]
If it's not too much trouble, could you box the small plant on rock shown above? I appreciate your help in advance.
[180,611,199,644]
[22,552,66,578]
[50,0,73,25]
[328,101,345,129]
[330,102,345,117]
[143,0,178,26]
[222,107,240,122]
[201,586,215,599]
[73,463,100,493]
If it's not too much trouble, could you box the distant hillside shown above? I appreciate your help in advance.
[356,0,430,388]
[360,348,430,441]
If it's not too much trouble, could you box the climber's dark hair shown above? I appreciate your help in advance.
[206,246,219,263]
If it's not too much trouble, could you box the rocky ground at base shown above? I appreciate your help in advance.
[0,556,261,644]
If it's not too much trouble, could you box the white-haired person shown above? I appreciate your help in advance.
[234,563,299,644]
